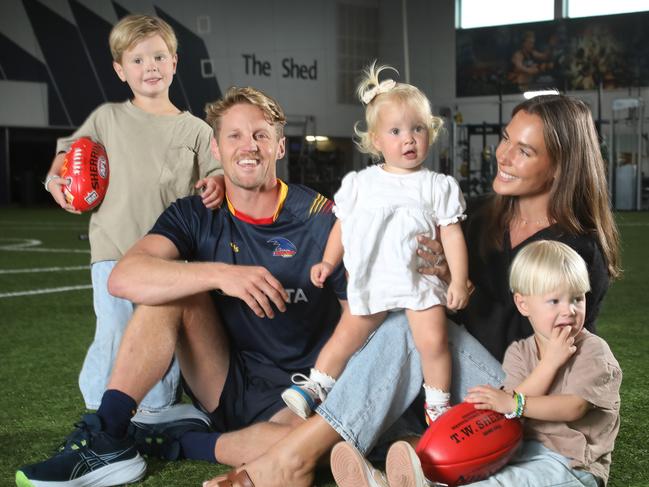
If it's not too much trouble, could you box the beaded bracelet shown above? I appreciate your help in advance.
[505,390,526,419]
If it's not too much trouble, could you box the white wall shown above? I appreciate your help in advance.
[0,0,372,136]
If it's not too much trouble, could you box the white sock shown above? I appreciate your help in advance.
[310,368,337,393]
[423,384,450,408]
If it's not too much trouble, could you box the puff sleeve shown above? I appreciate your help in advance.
[432,173,467,226]
[332,171,359,220]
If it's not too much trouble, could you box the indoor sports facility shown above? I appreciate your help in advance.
[1,1,648,486]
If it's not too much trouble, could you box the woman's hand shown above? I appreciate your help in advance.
[416,234,474,296]
[416,235,450,283]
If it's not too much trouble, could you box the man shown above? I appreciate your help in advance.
[18,86,504,487]
[16,86,347,486]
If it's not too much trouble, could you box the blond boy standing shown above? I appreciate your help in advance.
[43,14,222,413]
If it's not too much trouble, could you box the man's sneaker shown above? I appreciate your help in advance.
[386,440,440,487]
[128,404,212,461]
[15,413,146,487]
[280,373,328,419]
[424,402,450,425]
[330,441,389,487]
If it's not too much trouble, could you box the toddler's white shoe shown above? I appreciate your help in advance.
[281,373,328,419]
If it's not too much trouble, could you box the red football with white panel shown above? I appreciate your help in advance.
[60,137,109,212]
[416,402,523,486]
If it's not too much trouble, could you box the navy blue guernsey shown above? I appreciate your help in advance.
[149,183,346,374]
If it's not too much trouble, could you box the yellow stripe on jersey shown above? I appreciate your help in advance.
[309,194,328,216]
[274,179,289,221]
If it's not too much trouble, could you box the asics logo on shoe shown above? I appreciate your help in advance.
[70,447,135,479]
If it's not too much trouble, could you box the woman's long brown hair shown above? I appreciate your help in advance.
[484,94,621,279]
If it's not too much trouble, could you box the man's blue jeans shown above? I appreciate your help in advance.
[79,261,180,411]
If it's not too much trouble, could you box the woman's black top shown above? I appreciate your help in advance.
[456,200,609,362]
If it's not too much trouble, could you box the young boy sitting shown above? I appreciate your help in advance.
[385,240,621,487]
[463,240,622,486]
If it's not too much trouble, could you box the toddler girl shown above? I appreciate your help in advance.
[282,62,469,423]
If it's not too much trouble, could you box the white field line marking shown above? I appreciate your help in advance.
[0,226,88,232]
[0,284,92,298]
[0,238,89,254]
[0,220,87,228]
[0,238,41,248]
[0,265,90,274]
[618,222,649,226]
[0,238,91,298]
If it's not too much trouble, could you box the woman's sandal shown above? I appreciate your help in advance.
[215,469,255,487]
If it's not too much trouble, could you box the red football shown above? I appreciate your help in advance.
[416,402,523,486]
[60,137,109,212]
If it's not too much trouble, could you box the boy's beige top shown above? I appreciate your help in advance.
[57,101,221,263]
[503,330,622,485]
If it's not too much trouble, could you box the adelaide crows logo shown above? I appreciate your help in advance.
[267,237,297,258]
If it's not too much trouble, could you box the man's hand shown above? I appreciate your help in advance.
[45,175,81,214]
[197,174,225,209]
[217,264,289,318]
[542,325,577,370]
[465,385,516,415]
[310,262,334,288]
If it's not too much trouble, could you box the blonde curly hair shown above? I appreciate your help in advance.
[354,61,443,160]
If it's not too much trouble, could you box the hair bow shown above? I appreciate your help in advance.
[361,79,396,104]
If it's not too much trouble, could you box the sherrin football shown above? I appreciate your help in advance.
[415,402,523,486]
[60,137,109,212]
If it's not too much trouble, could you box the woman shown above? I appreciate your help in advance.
[451,93,620,362]
[206,94,620,487]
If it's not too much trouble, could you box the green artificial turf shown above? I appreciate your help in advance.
[1,207,647,486]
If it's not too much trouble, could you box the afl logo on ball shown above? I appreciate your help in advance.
[97,156,108,179]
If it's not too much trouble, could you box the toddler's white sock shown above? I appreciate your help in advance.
[310,368,337,393]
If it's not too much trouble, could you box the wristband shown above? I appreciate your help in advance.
[43,174,61,193]
[514,391,525,418]
[505,391,526,419]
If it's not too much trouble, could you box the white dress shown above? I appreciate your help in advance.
[334,164,466,315]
